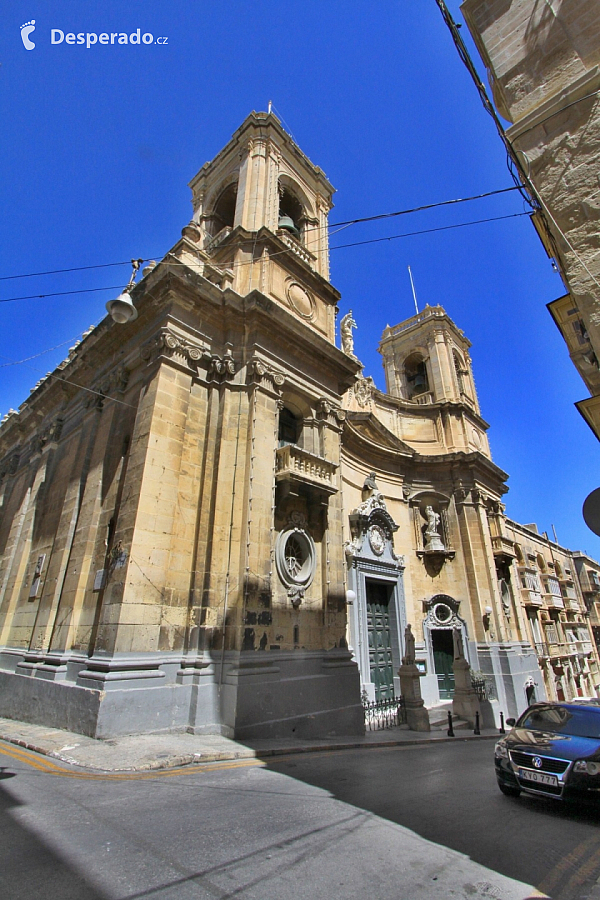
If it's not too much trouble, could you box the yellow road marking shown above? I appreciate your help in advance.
[537,833,600,896]
[0,740,265,780]
[550,840,600,899]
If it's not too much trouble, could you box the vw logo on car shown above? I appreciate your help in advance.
[532,757,543,769]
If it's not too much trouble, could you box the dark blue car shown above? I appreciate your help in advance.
[495,701,600,800]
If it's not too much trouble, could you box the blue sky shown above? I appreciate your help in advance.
[2,0,599,557]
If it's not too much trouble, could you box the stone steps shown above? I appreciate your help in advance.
[427,703,470,732]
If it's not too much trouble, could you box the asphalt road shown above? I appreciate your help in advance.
[268,739,600,900]
[1,737,599,900]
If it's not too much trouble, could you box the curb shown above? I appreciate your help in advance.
[0,730,499,773]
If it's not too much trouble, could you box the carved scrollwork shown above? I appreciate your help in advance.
[86,366,131,408]
[486,497,502,515]
[288,510,307,528]
[33,417,64,454]
[208,350,235,381]
[8,452,20,475]
[140,329,207,369]
[316,398,346,424]
[248,358,284,390]
[354,374,374,408]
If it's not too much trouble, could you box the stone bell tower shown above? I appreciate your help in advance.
[175,112,366,737]
[188,112,334,320]
[378,305,490,456]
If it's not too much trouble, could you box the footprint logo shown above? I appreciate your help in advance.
[20,20,36,50]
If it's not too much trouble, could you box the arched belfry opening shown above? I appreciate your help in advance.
[404,353,429,400]
[453,351,465,395]
[208,182,237,238]
[278,185,305,242]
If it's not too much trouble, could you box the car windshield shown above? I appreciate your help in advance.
[517,705,600,739]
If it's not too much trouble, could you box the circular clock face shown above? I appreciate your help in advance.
[369,525,386,556]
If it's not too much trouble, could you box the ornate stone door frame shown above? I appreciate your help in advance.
[345,488,406,702]
[422,594,470,701]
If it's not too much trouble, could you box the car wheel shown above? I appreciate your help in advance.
[498,782,521,797]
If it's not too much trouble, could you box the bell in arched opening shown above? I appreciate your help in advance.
[278,185,303,241]
[278,213,300,238]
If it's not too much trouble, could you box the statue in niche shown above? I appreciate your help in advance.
[403,623,416,665]
[424,505,445,551]
[340,310,357,357]
[499,578,512,619]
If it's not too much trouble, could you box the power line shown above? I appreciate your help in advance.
[329,185,522,227]
[330,211,530,250]
[0,260,132,283]
[0,185,522,284]
[0,210,531,305]
[0,332,93,368]
[0,284,125,304]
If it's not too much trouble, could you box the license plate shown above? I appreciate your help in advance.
[519,768,558,787]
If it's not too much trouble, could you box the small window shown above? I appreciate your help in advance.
[278,407,302,446]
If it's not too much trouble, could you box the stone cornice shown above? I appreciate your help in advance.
[188,111,335,203]
[507,66,600,143]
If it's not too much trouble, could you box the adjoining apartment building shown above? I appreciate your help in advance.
[502,520,600,702]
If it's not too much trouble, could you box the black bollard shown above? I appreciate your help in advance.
[499,711,505,735]
[447,710,455,737]
[474,710,481,735]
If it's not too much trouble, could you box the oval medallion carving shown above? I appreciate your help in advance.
[286,282,315,320]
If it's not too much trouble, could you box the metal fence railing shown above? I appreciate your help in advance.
[362,691,406,731]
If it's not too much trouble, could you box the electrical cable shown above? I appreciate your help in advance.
[0,331,94,368]
[330,211,530,250]
[0,186,523,284]
[328,185,521,227]
[0,209,532,304]
[433,0,538,210]
[433,0,600,293]
[0,260,132,282]
[0,284,125,304]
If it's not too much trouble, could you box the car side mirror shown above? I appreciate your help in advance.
[505,718,516,727]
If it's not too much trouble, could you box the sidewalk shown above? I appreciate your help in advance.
[0,715,499,772]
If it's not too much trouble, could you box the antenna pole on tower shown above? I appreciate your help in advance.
[408,266,419,315]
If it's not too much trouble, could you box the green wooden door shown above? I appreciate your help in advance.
[366,581,395,701]
[432,629,455,699]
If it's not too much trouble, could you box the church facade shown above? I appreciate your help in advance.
[0,112,597,739]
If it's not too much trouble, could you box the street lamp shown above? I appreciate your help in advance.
[106,258,143,324]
